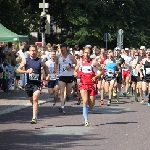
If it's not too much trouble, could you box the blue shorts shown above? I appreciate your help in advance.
[48,80,58,88]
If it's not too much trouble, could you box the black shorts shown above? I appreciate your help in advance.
[143,75,150,82]
[16,76,20,80]
[48,80,58,88]
[59,76,73,84]
[131,76,138,82]
[104,75,116,82]
[25,84,41,97]
[116,75,122,84]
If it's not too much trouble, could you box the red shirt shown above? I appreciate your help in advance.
[79,58,96,85]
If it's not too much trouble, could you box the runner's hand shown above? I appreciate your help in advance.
[91,76,97,82]
[46,75,50,81]
[26,68,34,74]
[66,66,71,71]
[140,74,143,80]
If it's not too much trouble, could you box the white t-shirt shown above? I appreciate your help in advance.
[46,59,57,80]
[121,55,132,70]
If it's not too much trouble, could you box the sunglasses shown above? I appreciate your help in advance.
[135,55,138,56]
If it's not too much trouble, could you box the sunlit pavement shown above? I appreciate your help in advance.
[0,90,150,150]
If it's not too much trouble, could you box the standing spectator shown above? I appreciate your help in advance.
[15,57,22,89]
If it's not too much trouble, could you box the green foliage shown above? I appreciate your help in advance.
[0,0,150,48]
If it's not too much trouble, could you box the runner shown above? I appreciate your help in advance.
[46,50,59,107]
[129,51,139,102]
[55,43,77,114]
[75,46,102,126]
[114,48,125,102]
[103,49,121,106]
[17,45,50,124]
[121,48,132,97]
[138,48,150,106]
[96,48,107,105]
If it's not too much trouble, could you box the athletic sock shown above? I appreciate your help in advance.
[83,106,88,122]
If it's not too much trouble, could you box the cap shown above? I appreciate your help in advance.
[85,45,92,48]
[75,51,79,55]
[140,46,145,50]
[125,48,129,50]
[115,47,120,51]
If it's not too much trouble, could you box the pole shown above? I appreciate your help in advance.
[42,0,45,47]
[106,33,108,50]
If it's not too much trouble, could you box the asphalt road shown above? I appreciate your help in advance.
[0,90,150,150]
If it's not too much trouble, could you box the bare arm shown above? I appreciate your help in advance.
[138,59,144,75]
[54,56,59,73]
[70,55,77,68]
[17,59,27,74]
[41,60,50,77]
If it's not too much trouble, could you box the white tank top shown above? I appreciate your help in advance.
[46,59,57,80]
[58,55,74,76]
[131,59,138,76]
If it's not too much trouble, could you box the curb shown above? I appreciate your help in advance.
[0,97,53,116]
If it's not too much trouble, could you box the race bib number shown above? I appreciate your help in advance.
[146,68,150,74]
[82,66,92,73]
[29,73,39,80]
[107,70,114,77]
[132,68,138,76]
[50,73,56,80]
[60,64,68,72]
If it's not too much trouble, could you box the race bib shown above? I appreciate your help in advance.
[146,68,150,74]
[132,68,138,76]
[29,73,39,80]
[62,64,68,72]
[50,73,56,80]
[82,66,92,73]
[107,70,114,77]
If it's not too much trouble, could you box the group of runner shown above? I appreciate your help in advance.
[17,44,150,126]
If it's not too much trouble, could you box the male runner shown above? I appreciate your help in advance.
[17,45,50,124]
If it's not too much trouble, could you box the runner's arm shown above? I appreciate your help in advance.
[41,60,50,78]
[17,59,27,74]
[129,61,133,71]
[54,56,58,73]
[70,55,77,68]
[93,59,104,77]
[138,59,144,75]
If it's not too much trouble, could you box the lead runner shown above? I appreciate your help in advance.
[75,46,103,126]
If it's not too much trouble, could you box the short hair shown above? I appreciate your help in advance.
[29,45,37,50]
[60,43,67,49]
[84,47,93,55]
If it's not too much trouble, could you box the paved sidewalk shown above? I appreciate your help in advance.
[0,88,53,115]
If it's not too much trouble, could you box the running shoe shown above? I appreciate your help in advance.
[145,91,148,96]
[59,107,65,114]
[66,96,70,101]
[116,97,120,102]
[77,97,81,105]
[134,98,138,102]
[148,103,150,107]
[84,121,89,127]
[107,100,111,106]
[30,118,37,124]
[100,100,104,105]
[140,100,144,104]
[53,103,56,107]
[122,92,127,97]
